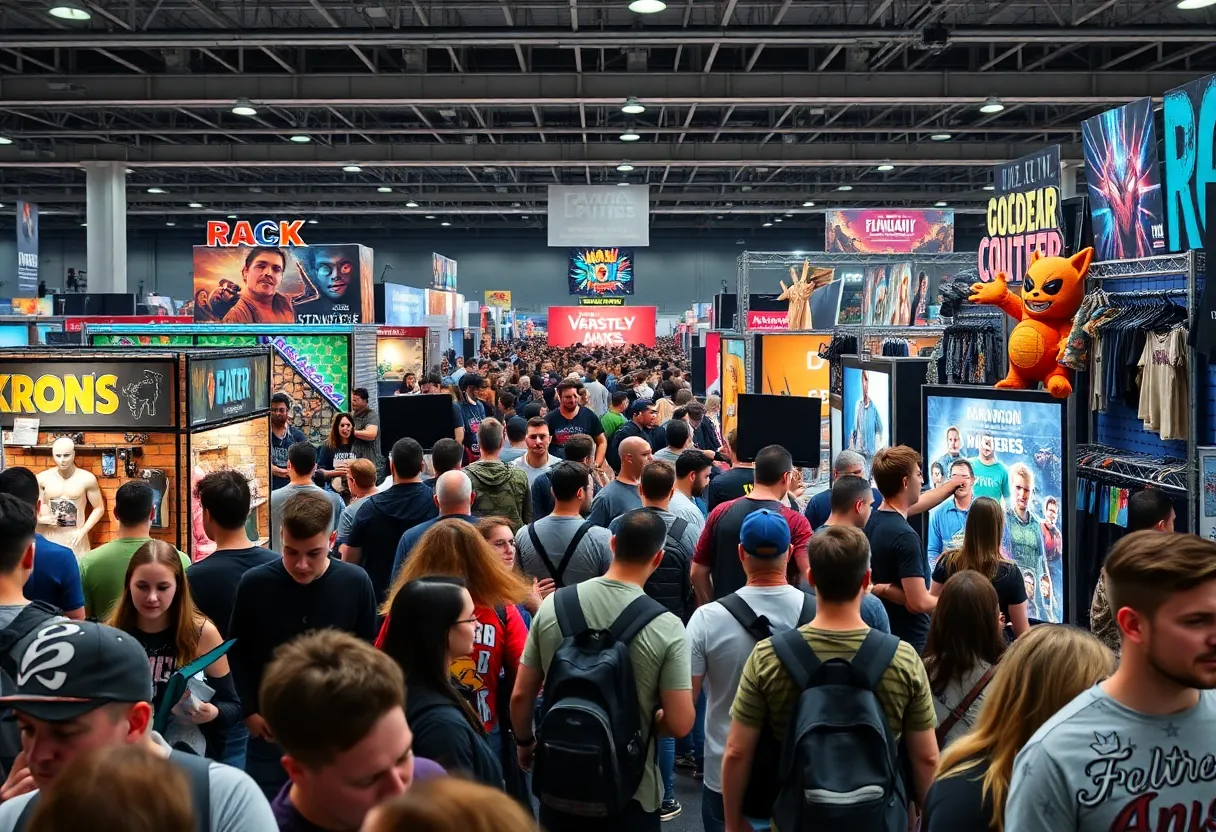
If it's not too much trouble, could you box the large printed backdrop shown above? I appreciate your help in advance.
[825,209,954,254]
[193,244,373,324]
[546,306,655,347]
[568,247,634,296]
[925,391,1065,623]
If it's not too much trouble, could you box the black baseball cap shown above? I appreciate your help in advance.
[630,398,657,416]
[0,621,154,721]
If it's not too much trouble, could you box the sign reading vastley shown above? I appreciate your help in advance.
[0,360,175,428]
[188,353,271,427]
[547,185,650,247]
[547,306,656,348]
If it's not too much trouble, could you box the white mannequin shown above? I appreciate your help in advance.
[37,437,105,560]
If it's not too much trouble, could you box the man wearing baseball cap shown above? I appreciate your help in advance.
[456,372,488,461]
[606,398,659,473]
[685,509,815,830]
[0,620,276,832]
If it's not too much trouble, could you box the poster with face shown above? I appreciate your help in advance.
[720,337,747,441]
[193,244,373,325]
[924,388,1066,623]
[862,266,890,325]
[837,271,865,325]
[841,365,890,477]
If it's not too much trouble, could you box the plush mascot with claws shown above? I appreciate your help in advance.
[968,247,1093,399]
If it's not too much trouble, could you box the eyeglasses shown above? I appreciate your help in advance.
[452,616,479,626]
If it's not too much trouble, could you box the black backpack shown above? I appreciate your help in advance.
[770,628,907,832]
[527,520,595,588]
[0,602,60,779]
[717,592,816,819]
[532,586,667,818]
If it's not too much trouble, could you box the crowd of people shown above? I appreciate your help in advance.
[0,336,1208,832]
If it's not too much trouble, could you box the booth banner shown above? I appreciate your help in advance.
[15,201,38,297]
[924,389,1066,622]
[546,306,656,347]
[188,354,271,427]
[1164,72,1216,252]
[484,290,512,308]
[720,338,746,440]
[547,185,650,247]
[192,244,373,324]
[978,146,1064,283]
[568,247,635,297]
[825,209,954,254]
[384,284,426,326]
[705,331,721,396]
[268,335,348,409]
[377,334,424,384]
[580,297,625,306]
[1082,97,1166,260]
[0,360,175,428]
[759,334,831,416]
[746,310,788,331]
[432,253,457,291]
[66,316,192,333]
[93,334,193,347]
[860,263,921,326]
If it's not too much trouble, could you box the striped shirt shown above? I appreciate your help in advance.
[730,626,936,740]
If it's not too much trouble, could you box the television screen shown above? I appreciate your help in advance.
[379,394,455,454]
[736,394,822,469]
[0,326,29,348]
[841,364,891,476]
[924,387,1066,623]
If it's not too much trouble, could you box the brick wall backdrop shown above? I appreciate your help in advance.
[274,355,339,444]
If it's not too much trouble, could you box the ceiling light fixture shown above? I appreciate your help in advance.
[837,184,854,191]
[979,97,1005,114]
[80,222,86,227]
[762,222,773,228]
[308,219,318,224]
[231,101,258,117]
[628,0,666,12]
[616,162,635,172]
[377,186,393,193]
[425,215,436,220]
[49,5,90,19]
[935,201,948,207]
[405,200,419,208]
[619,131,641,142]
[876,163,895,172]
[617,181,631,186]
[227,214,238,219]
[441,221,451,226]
[982,184,995,191]
[289,135,312,143]
[1178,0,1216,10]
[621,97,646,115]
[165,221,176,226]
[188,202,203,208]
[802,200,815,207]
[0,137,12,146]
[342,164,363,173]
[930,132,953,141]
[147,187,165,194]
[522,215,529,219]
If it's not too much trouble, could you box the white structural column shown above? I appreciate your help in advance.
[1060,163,1079,200]
[83,161,127,293]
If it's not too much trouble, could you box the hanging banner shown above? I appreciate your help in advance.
[978,146,1065,283]
[1164,72,1216,252]
[824,209,954,254]
[15,201,38,297]
[484,290,512,308]
[0,359,175,429]
[188,353,271,427]
[193,243,373,324]
[546,306,656,347]
[1081,97,1166,260]
[432,253,457,291]
[568,247,635,297]
[746,310,789,331]
[705,331,721,396]
[547,185,650,247]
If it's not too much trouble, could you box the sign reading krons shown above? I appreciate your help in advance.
[547,306,656,348]
[547,185,650,247]
[0,360,175,428]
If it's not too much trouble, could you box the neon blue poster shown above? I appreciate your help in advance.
[1163,72,1216,252]
[568,247,634,297]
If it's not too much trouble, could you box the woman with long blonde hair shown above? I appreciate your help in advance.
[931,496,1030,638]
[922,626,1114,831]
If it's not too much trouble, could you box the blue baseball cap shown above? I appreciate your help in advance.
[629,398,657,416]
[740,509,791,557]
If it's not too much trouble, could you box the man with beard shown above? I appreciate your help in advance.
[196,279,242,321]
[1006,532,1216,832]
[969,433,1010,505]
[269,393,306,491]
[606,398,659,473]
[1002,463,1051,620]
[1041,496,1064,620]
[672,450,712,531]
[926,459,975,567]
[222,246,295,324]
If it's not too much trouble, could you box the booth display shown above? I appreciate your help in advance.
[376,326,427,398]
[755,333,833,476]
[836,356,928,477]
[720,336,747,440]
[37,437,105,560]
[924,385,1068,623]
[736,394,822,469]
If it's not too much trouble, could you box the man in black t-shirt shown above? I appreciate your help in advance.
[545,379,606,466]
[705,429,756,511]
[456,373,488,461]
[866,445,937,652]
[606,397,658,472]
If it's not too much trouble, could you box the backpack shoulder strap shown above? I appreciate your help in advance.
[552,521,595,587]
[554,586,588,638]
[849,629,902,691]
[667,517,689,546]
[717,594,773,642]
[771,627,821,691]
[609,594,669,644]
[796,593,817,627]
[168,749,212,832]
[527,523,561,585]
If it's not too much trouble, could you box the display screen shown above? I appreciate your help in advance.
[0,326,29,348]
[736,394,821,469]
[720,337,746,441]
[924,388,1066,623]
[841,365,891,476]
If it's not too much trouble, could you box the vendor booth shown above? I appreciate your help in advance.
[376,326,427,398]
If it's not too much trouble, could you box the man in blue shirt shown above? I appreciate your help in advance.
[0,467,85,618]
[926,458,976,567]
[849,369,884,466]
[270,392,308,491]
[934,424,969,479]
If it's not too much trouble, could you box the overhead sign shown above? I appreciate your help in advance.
[579,297,625,306]
[547,306,656,347]
[188,353,271,427]
[484,290,512,308]
[824,209,954,254]
[0,360,175,428]
[16,201,38,297]
[746,310,789,331]
[1164,73,1216,252]
[978,146,1064,282]
[569,247,634,296]
[547,185,650,247]
[205,220,307,247]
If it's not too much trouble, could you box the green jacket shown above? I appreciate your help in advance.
[465,460,533,531]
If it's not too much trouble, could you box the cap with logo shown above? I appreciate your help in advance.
[740,509,791,557]
[629,398,656,416]
[0,620,154,721]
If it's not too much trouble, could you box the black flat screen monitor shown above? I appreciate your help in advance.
[736,393,822,469]
[379,394,454,454]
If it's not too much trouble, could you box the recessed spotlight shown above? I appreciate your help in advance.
[837,184,854,191]
[716,215,724,220]
[762,222,773,227]
[231,101,258,117]
[165,221,176,226]
[617,181,631,186]
[49,5,90,19]
[784,212,794,217]
[80,222,86,227]
[621,97,646,115]
[982,185,995,191]
[0,137,12,146]
[979,97,1005,114]
[289,135,312,143]
[227,214,238,219]
[876,164,895,172]
[1178,0,1216,9]
[425,215,436,220]
[802,200,815,207]
[188,202,203,208]
[377,186,393,193]
[405,200,419,208]
[774,217,783,222]
[342,164,363,173]
[440,221,451,227]
[617,162,635,172]
[147,187,165,194]
[935,201,948,207]
[308,219,318,224]
[619,132,641,142]
[521,215,529,219]
[930,132,952,141]
[794,250,805,256]
[628,0,666,11]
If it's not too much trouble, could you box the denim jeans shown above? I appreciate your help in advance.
[659,735,675,802]
[221,720,249,771]
[700,786,770,832]
[675,688,706,769]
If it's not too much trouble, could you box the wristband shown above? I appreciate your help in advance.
[516,735,536,748]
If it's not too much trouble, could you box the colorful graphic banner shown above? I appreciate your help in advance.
[978,146,1064,283]
[746,309,788,331]
[519,314,548,338]
[192,244,373,324]
[721,337,746,440]
[568,247,635,296]
[546,306,656,348]
[1164,72,1216,252]
[432,253,457,291]
[580,297,625,306]
[0,359,175,429]
[705,331,721,396]
[66,316,192,333]
[15,201,38,297]
[1082,97,1166,260]
[860,263,921,326]
[188,353,271,427]
[383,284,426,326]
[825,209,954,254]
[760,334,832,416]
[484,290,512,308]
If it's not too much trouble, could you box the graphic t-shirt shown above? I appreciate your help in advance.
[545,406,605,459]
[1006,685,1216,832]
[459,399,487,459]
[449,604,528,732]
[270,426,307,490]
[970,458,1010,503]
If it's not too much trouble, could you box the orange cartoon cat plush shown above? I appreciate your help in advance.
[968,247,1093,399]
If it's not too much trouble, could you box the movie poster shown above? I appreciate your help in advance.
[924,389,1065,622]
[864,265,918,325]
[519,314,548,338]
[759,335,831,416]
[825,209,954,254]
[809,280,844,329]
[837,271,865,325]
[721,337,746,440]
[193,244,373,324]
[1164,72,1216,252]
[1082,97,1166,260]
[568,247,635,297]
[705,331,721,396]
[432,253,457,291]
[841,365,891,477]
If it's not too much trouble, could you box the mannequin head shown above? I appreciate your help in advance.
[51,438,76,476]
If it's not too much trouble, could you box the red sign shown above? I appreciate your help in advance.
[746,310,789,331]
[65,315,192,333]
[706,331,721,394]
[377,326,428,339]
[547,306,656,348]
